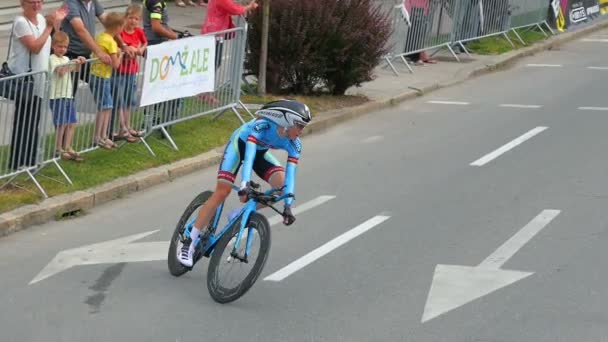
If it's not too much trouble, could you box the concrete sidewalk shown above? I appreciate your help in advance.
[1,8,608,236]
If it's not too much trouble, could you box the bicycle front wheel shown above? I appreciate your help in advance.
[207,212,271,303]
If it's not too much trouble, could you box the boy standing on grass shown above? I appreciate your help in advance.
[114,4,147,143]
[49,31,87,162]
[89,11,124,150]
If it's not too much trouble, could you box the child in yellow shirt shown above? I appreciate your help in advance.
[89,12,124,150]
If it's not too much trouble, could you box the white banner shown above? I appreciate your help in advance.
[140,35,216,106]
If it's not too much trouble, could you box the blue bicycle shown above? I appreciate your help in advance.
[167,181,292,303]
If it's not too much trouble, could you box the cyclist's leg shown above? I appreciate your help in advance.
[179,137,241,266]
[194,136,242,236]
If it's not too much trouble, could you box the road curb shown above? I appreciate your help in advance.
[1,20,606,237]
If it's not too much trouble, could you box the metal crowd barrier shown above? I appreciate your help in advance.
[508,0,553,36]
[383,0,555,75]
[0,25,251,198]
[383,0,463,74]
[0,70,54,196]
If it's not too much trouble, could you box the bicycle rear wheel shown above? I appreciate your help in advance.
[207,212,271,303]
[168,191,214,276]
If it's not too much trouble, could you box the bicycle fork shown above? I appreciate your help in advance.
[228,206,256,263]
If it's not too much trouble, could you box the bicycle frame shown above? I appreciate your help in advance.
[184,185,290,260]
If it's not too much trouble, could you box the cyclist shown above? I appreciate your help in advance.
[178,99,312,267]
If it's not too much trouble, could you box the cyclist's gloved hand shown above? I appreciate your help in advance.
[237,182,252,203]
[283,206,295,226]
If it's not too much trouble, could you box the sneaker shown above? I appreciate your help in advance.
[179,238,194,267]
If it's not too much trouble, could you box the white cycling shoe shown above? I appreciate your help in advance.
[179,238,194,267]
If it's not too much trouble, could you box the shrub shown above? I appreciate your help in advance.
[246,0,391,95]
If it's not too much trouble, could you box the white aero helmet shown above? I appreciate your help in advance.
[255,99,312,128]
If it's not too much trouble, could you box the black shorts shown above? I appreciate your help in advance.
[217,138,284,184]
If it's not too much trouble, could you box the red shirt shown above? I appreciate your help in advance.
[118,27,147,74]
[201,0,247,34]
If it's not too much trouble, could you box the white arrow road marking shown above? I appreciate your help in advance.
[30,230,164,285]
[470,126,547,166]
[421,209,560,323]
[30,195,335,284]
[264,215,390,282]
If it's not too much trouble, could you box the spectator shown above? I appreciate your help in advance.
[89,12,124,150]
[201,0,258,35]
[143,0,180,131]
[403,0,436,65]
[113,4,147,143]
[198,0,258,104]
[60,0,135,96]
[49,31,86,161]
[143,0,179,44]
[7,0,66,170]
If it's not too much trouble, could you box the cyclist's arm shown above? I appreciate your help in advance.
[283,156,298,207]
[240,135,259,189]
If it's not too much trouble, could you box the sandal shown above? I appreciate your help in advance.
[105,138,118,149]
[96,139,113,150]
[116,131,138,143]
[61,151,84,162]
[65,149,85,162]
[124,134,138,143]
[175,0,186,7]
[128,129,145,138]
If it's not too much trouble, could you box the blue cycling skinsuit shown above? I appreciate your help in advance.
[218,118,301,206]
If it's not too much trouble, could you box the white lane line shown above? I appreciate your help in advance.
[470,126,548,166]
[582,38,608,42]
[264,215,391,282]
[578,107,608,111]
[362,135,384,143]
[587,66,608,70]
[427,100,470,105]
[499,104,543,109]
[267,195,336,226]
[526,64,562,67]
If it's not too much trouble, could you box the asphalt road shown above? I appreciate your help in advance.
[2,32,608,342]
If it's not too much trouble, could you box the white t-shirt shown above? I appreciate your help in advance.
[7,14,51,97]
